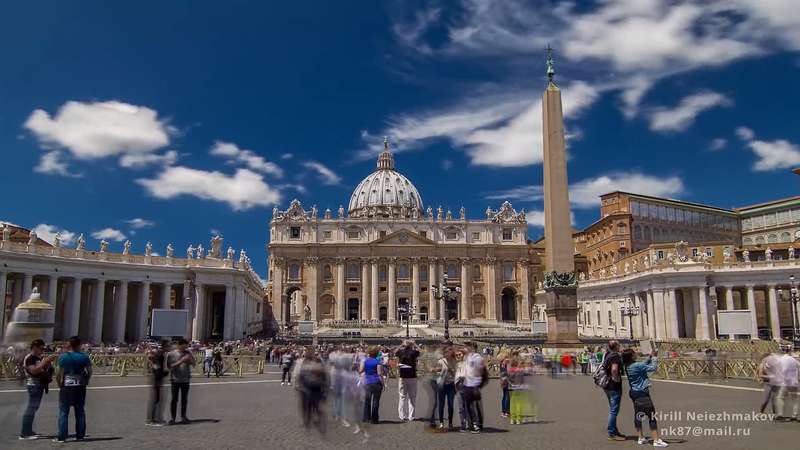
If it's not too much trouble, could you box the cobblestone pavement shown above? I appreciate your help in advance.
[1,370,797,450]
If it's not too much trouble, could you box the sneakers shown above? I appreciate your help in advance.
[281,381,285,386]
[145,422,165,427]
[287,382,292,386]
[653,439,669,448]
[608,434,627,441]
[438,423,445,429]
[52,438,66,443]
[18,435,39,440]
[638,437,649,445]
[341,419,351,428]
[168,419,177,425]
[470,426,481,434]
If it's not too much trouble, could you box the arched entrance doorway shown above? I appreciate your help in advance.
[284,286,302,325]
[347,298,360,320]
[379,306,388,321]
[501,287,517,322]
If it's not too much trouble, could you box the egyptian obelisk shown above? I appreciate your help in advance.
[541,46,579,344]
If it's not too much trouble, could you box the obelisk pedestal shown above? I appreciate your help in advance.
[541,49,579,346]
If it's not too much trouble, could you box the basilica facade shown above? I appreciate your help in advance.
[266,143,533,327]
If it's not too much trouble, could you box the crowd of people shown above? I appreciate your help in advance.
[10,334,800,444]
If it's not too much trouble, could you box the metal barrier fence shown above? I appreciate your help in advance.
[654,339,779,355]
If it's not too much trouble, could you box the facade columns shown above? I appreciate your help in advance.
[361,260,369,321]
[224,285,235,340]
[370,259,379,321]
[696,286,711,340]
[724,286,734,310]
[137,281,150,340]
[767,285,780,341]
[90,279,106,344]
[412,258,420,320]
[45,275,58,342]
[306,259,319,321]
[112,280,128,343]
[387,259,396,322]
[428,258,438,320]
[336,260,345,320]
[745,285,758,339]
[486,259,497,320]
[193,283,206,341]
[518,261,530,323]
[271,258,284,326]
[460,260,470,320]
[651,289,664,339]
[646,291,656,339]
[65,278,83,339]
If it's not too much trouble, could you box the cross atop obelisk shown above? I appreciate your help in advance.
[541,46,579,344]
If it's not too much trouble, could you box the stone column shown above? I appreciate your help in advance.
[45,275,58,342]
[724,286,734,310]
[371,259,379,321]
[387,258,396,322]
[112,280,128,343]
[65,278,83,338]
[428,258,438,320]
[193,284,206,341]
[361,260,370,321]
[666,288,680,339]
[160,283,172,309]
[12,276,23,309]
[486,258,497,320]
[651,289,665,340]
[22,273,33,303]
[90,279,106,344]
[460,260,470,320]
[745,285,758,339]
[518,260,530,323]
[767,285,780,341]
[336,260,346,320]
[272,258,284,326]
[646,291,656,339]
[224,285,235,340]
[137,281,151,340]
[697,286,711,340]
[306,258,319,321]
[412,258,420,320]
[0,272,7,334]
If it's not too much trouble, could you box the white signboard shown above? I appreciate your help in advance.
[151,309,189,337]
[717,310,754,336]
[531,320,548,335]
[297,320,314,336]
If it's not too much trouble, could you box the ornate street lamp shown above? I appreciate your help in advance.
[431,273,462,342]
[777,274,800,345]
[397,303,416,339]
[619,297,640,340]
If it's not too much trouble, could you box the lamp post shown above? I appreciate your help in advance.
[431,273,461,342]
[398,303,416,339]
[777,274,800,345]
[619,297,640,340]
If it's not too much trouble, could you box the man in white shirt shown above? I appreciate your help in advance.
[775,344,799,421]
[461,342,486,433]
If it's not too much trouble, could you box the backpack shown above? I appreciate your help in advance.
[592,352,616,390]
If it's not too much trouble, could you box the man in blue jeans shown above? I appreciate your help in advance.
[603,340,626,441]
[20,339,56,440]
[54,336,92,443]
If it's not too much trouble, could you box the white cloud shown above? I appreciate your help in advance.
[33,151,82,177]
[119,150,178,168]
[24,100,172,161]
[747,139,800,171]
[709,138,727,151]
[210,228,221,236]
[32,224,76,246]
[280,153,294,160]
[125,218,154,229]
[525,210,546,228]
[91,227,127,242]
[366,81,598,167]
[302,161,342,185]
[389,0,800,121]
[136,166,281,211]
[487,172,684,209]
[210,141,283,177]
[648,91,732,132]
[736,126,755,141]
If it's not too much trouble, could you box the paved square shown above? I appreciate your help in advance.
[1,369,796,450]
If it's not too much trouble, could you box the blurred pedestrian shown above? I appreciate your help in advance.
[167,338,195,425]
[297,352,328,432]
[54,336,92,443]
[145,340,169,427]
[395,340,420,421]
[19,339,55,440]
[360,346,384,424]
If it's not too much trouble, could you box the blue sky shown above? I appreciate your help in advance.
[2,0,799,277]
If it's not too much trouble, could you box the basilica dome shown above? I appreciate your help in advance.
[348,140,423,218]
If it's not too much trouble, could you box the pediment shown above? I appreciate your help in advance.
[373,229,435,246]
